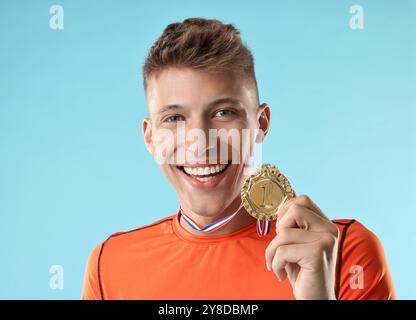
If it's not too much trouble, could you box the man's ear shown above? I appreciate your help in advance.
[257,103,271,143]
[141,118,155,155]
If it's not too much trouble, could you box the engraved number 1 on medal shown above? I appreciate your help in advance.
[260,182,272,208]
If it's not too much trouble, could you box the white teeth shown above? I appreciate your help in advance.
[195,176,214,182]
[218,165,226,173]
[183,164,227,177]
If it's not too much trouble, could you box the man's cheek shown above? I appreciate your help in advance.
[153,130,176,165]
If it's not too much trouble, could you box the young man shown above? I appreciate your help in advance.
[82,18,395,300]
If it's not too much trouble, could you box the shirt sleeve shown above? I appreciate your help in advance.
[81,242,104,300]
[336,220,396,300]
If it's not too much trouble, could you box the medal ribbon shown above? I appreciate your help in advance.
[179,203,243,233]
[179,204,271,237]
[257,219,271,237]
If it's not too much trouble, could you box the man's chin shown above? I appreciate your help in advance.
[186,198,235,216]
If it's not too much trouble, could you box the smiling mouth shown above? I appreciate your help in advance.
[176,162,231,182]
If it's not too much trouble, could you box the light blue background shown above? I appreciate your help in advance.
[0,0,414,299]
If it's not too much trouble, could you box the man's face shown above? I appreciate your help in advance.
[142,67,270,217]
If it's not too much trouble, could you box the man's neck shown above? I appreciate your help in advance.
[179,200,257,236]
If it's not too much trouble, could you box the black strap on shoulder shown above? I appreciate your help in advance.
[334,219,356,299]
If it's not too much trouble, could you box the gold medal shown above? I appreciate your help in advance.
[241,164,295,221]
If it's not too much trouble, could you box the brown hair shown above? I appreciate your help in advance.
[143,17,258,102]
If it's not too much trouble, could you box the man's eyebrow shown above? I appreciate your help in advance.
[157,104,184,114]
[206,97,242,108]
[157,98,241,115]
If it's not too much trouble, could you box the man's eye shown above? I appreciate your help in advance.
[164,115,184,123]
[214,109,236,118]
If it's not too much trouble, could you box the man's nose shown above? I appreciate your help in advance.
[183,117,214,156]
[184,117,209,143]
[186,116,211,132]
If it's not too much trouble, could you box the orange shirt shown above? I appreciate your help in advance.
[82,212,395,300]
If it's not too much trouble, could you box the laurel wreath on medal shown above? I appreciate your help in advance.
[241,164,295,221]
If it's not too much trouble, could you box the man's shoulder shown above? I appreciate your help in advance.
[331,218,395,299]
[331,218,386,265]
[94,214,177,254]
[331,218,381,246]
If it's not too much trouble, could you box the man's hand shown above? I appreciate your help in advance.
[265,195,339,300]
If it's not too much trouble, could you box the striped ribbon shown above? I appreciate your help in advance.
[179,204,272,237]
[257,219,271,237]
